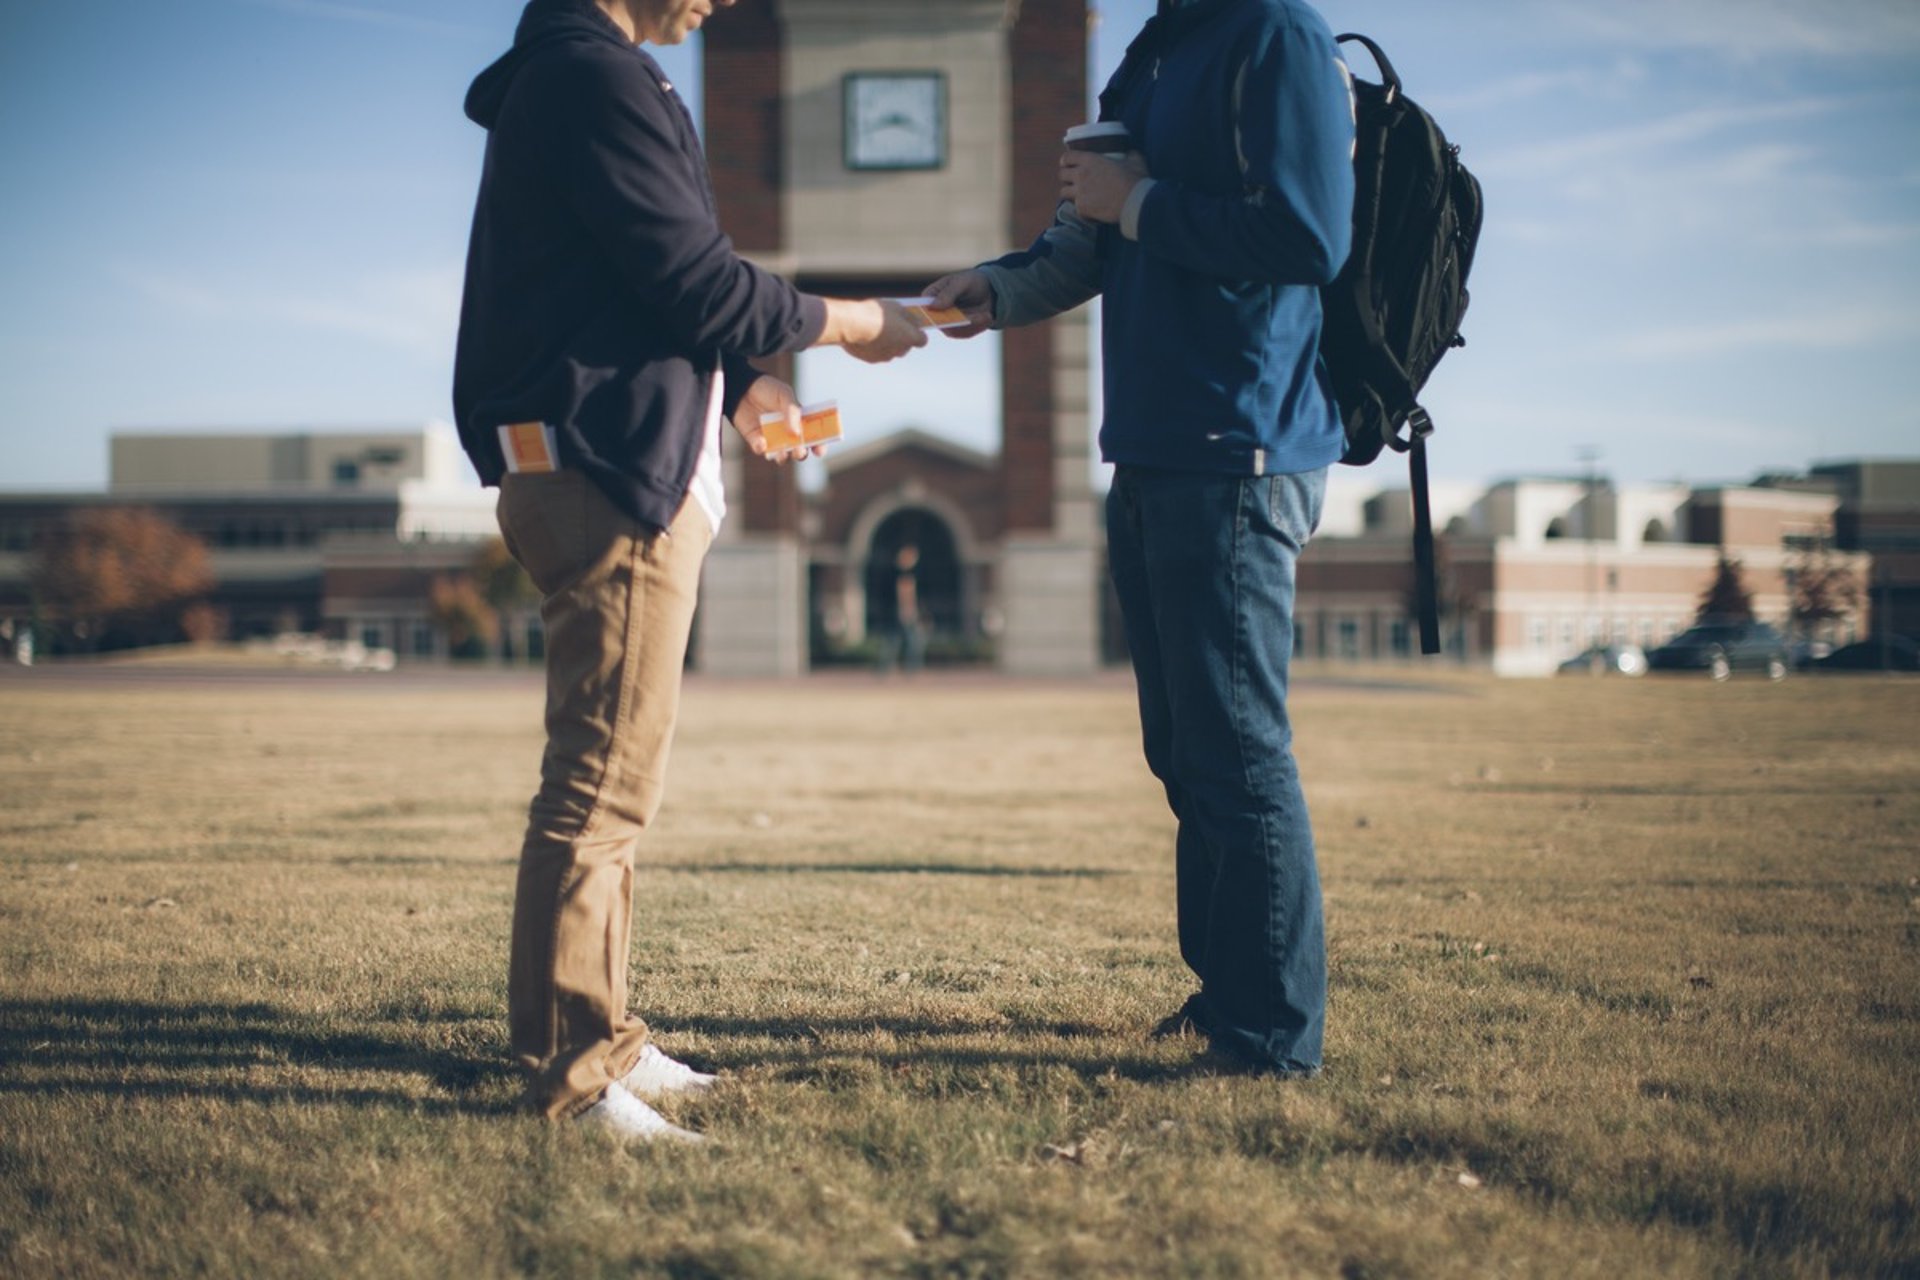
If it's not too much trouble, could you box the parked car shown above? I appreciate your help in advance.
[1556,643,1648,677]
[1645,620,1790,681]
[1788,638,1833,670]
[1811,635,1920,673]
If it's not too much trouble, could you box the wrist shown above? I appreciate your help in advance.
[819,298,882,347]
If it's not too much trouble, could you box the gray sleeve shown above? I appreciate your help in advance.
[975,200,1104,329]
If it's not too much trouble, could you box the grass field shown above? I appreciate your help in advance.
[1,662,1916,1278]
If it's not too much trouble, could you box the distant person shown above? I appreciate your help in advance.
[882,544,927,673]
[926,0,1356,1077]
[453,0,924,1142]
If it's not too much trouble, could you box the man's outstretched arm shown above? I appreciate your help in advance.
[925,194,1107,336]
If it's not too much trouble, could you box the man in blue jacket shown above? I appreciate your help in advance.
[929,0,1355,1078]
[455,0,924,1141]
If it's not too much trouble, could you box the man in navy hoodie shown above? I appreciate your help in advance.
[455,0,924,1141]
[928,0,1355,1078]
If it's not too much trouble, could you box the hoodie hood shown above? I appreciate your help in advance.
[465,0,630,129]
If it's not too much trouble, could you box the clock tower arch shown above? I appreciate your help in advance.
[699,0,1100,676]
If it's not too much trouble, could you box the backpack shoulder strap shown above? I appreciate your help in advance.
[1335,32,1401,102]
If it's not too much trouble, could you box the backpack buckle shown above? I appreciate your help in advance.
[1404,407,1434,441]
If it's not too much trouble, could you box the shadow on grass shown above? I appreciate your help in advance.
[653,862,1125,879]
[0,998,515,1115]
[664,1011,1198,1085]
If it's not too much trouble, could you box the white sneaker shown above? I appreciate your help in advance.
[620,1044,718,1100]
[577,1082,706,1144]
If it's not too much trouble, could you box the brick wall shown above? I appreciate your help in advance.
[703,0,783,254]
[1003,0,1088,532]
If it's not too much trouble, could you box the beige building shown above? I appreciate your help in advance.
[0,424,497,658]
[0,427,1903,675]
[1296,475,1876,676]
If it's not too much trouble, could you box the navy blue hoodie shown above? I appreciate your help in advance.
[453,0,825,529]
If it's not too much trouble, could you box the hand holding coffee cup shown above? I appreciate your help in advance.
[1060,122,1148,225]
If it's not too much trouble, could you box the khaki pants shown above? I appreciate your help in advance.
[494,471,712,1119]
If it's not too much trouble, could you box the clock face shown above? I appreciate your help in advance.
[844,72,946,171]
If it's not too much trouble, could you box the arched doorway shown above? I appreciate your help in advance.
[864,507,962,655]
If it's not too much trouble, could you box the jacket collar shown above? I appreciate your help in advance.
[1100,0,1242,122]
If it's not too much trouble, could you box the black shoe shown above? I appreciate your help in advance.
[1190,1046,1321,1081]
[1150,993,1211,1040]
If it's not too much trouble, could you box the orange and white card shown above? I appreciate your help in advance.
[891,296,973,329]
[498,422,559,474]
[758,400,842,452]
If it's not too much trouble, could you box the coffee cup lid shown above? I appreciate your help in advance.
[1064,122,1132,145]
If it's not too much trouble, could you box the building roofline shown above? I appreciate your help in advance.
[823,427,995,475]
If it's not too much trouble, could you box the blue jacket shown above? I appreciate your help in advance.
[980,0,1355,476]
[453,0,825,529]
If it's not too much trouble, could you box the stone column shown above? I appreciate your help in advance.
[700,2,808,676]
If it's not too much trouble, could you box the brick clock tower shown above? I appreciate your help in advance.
[700,0,1100,675]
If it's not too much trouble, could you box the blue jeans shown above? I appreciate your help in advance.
[1107,465,1328,1074]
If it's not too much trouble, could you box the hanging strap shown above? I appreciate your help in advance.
[1335,33,1403,102]
[1408,414,1440,655]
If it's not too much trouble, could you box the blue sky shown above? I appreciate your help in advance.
[1,0,1916,492]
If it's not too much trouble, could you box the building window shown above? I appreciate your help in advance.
[360,624,385,650]
[1388,617,1412,657]
[412,623,435,657]
[333,460,360,487]
[1336,618,1360,660]
[1528,617,1550,650]
[526,620,545,662]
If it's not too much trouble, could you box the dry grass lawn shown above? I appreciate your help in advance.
[0,661,1916,1278]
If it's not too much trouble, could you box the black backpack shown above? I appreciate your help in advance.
[1320,33,1483,655]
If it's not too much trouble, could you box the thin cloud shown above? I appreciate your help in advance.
[1424,69,1597,115]
[1543,0,1920,59]
[1461,398,1807,458]
[230,0,492,40]
[1477,96,1844,177]
[273,265,463,357]
[116,261,463,360]
[116,267,228,319]
[1424,61,1646,116]
[1757,220,1920,249]
[1600,308,1920,361]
